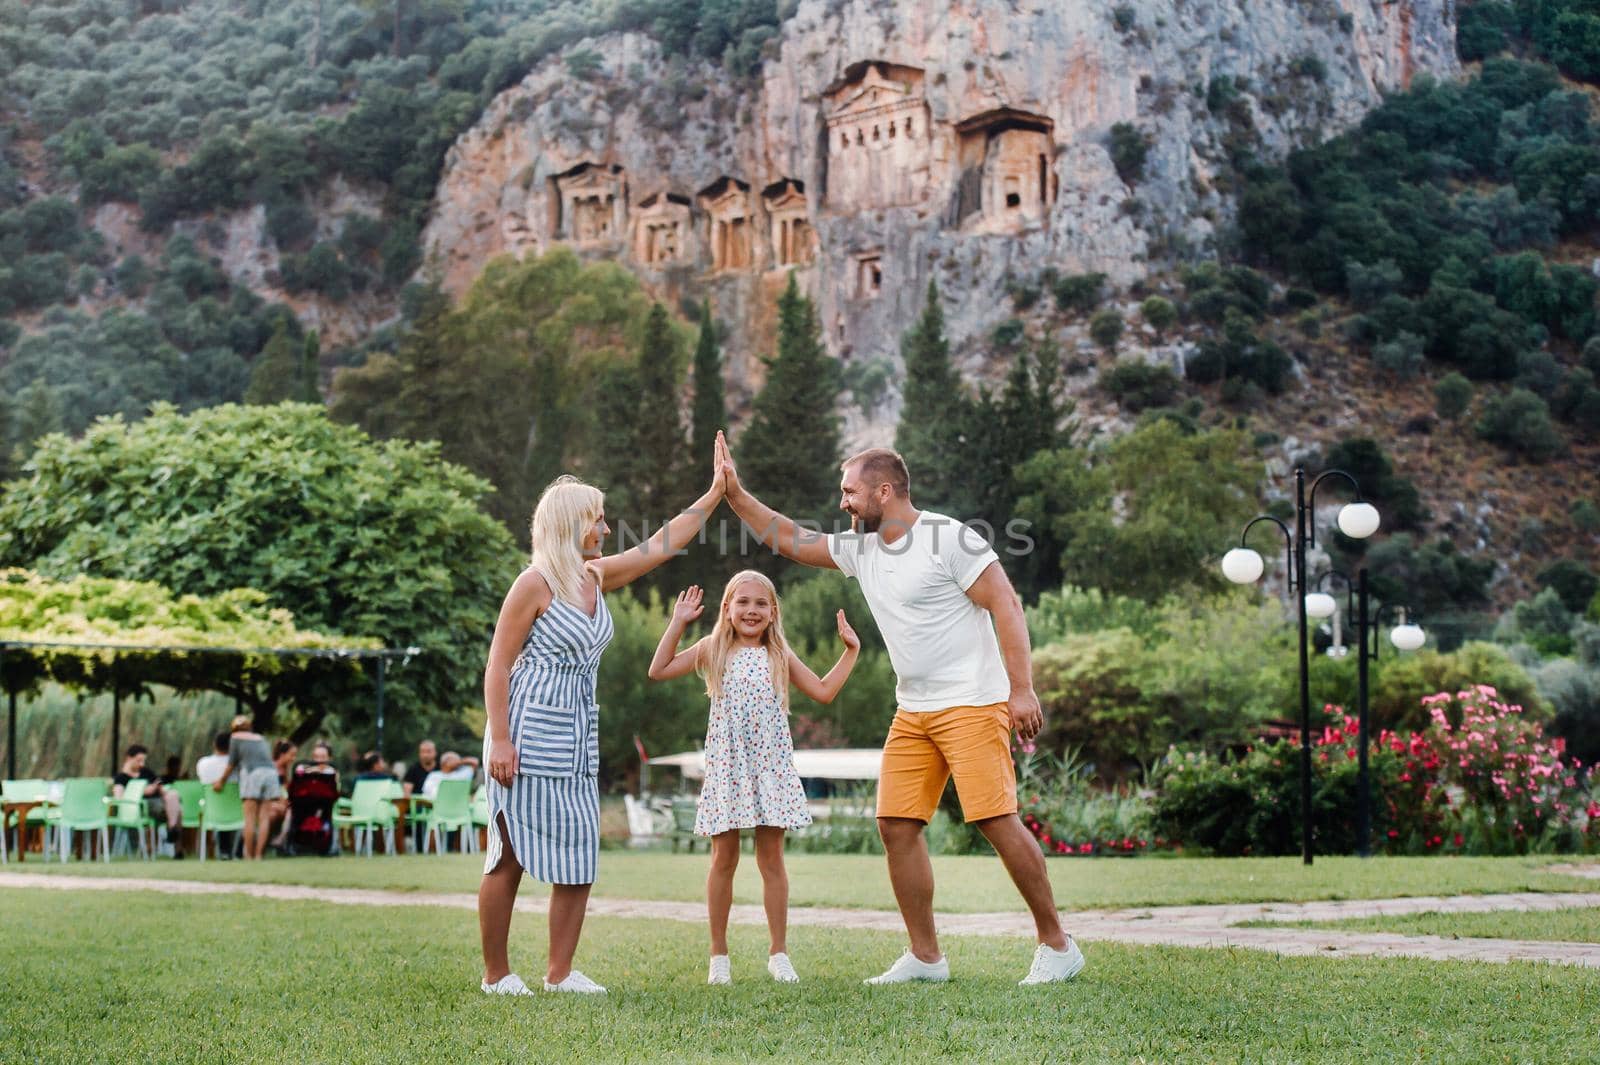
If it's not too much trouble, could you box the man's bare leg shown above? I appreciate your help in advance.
[976,813,1067,949]
[878,816,941,961]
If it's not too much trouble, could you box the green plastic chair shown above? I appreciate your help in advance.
[2,777,52,857]
[57,778,111,862]
[333,780,399,856]
[419,779,475,854]
[199,782,245,862]
[171,780,205,831]
[105,779,158,859]
[2,779,56,859]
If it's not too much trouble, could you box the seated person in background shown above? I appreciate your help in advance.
[196,732,230,786]
[354,751,396,782]
[301,742,339,777]
[113,744,184,858]
[402,739,438,798]
[268,739,299,849]
[159,755,183,786]
[421,750,479,799]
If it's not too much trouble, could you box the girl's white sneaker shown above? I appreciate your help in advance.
[543,970,607,994]
[480,973,535,996]
[707,955,732,985]
[767,952,799,983]
[864,950,950,985]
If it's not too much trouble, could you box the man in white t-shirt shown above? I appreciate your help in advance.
[195,732,230,786]
[717,433,1083,986]
[421,751,479,799]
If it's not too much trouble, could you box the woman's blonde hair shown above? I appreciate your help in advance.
[698,570,792,711]
[229,714,252,733]
[530,475,605,608]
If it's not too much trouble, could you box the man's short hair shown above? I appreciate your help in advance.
[126,744,148,758]
[213,731,230,753]
[358,751,382,772]
[842,447,910,499]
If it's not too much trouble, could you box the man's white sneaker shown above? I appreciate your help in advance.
[543,970,607,994]
[480,973,535,996]
[1019,937,1086,985]
[767,952,799,983]
[707,955,731,985]
[864,950,949,985]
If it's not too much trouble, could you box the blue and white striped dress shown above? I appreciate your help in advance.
[484,582,614,885]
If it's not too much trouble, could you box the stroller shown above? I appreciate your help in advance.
[284,765,340,856]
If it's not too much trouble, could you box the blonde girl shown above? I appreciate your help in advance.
[648,569,860,984]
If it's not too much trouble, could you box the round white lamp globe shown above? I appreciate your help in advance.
[1390,623,1426,652]
[1304,592,1337,619]
[1337,501,1381,539]
[1221,547,1265,584]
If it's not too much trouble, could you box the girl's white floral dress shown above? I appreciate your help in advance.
[695,646,814,836]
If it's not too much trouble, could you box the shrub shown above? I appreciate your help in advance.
[1052,272,1105,314]
[1476,388,1564,461]
[1434,372,1473,419]
[1538,560,1599,616]
[1140,295,1178,336]
[1100,361,1180,411]
[1374,331,1424,379]
[1107,122,1150,184]
[1089,308,1124,351]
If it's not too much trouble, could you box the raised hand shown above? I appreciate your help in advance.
[715,430,742,496]
[836,609,860,651]
[673,585,705,625]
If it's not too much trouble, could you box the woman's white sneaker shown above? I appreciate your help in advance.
[767,952,799,983]
[1019,937,1086,985]
[707,954,732,985]
[864,950,949,985]
[480,973,535,996]
[543,970,607,994]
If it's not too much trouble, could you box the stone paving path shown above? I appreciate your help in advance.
[5,872,1599,968]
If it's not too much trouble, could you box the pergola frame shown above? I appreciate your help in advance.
[0,640,418,779]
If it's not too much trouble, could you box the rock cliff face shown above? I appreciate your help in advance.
[422,0,1458,440]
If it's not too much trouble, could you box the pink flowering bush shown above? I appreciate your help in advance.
[1149,685,1594,857]
[1422,685,1591,853]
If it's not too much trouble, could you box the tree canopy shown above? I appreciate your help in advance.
[0,402,516,741]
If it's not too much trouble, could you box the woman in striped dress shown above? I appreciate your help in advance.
[479,462,724,996]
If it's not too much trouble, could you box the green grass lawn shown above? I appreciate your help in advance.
[8,850,1598,910]
[1245,907,1600,944]
[2,888,1595,1064]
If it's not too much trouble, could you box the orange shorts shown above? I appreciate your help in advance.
[876,703,1017,824]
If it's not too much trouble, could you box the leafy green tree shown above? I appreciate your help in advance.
[0,403,517,742]
[894,281,972,513]
[633,303,692,525]
[244,321,318,405]
[1015,420,1262,603]
[739,273,843,556]
[1140,295,1178,337]
[331,250,681,541]
[682,300,731,592]
[1089,308,1125,352]
[1538,559,1599,615]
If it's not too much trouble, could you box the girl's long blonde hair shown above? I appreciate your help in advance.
[698,570,792,711]
[529,475,605,608]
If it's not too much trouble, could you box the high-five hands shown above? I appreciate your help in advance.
[836,609,860,651]
[673,585,705,625]
[715,430,742,496]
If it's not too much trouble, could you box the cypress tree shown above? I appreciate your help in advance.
[739,274,843,564]
[689,300,724,473]
[245,321,304,405]
[635,302,691,524]
[297,330,322,403]
[894,281,972,512]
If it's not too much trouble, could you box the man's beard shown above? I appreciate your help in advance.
[853,507,883,534]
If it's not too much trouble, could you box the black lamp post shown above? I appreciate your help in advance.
[1222,467,1380,866]
[1307,569,1427,856]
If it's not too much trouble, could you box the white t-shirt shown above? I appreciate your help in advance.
[827,510,1009,712]
[195,753,229,786]
[422,765,476,799]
